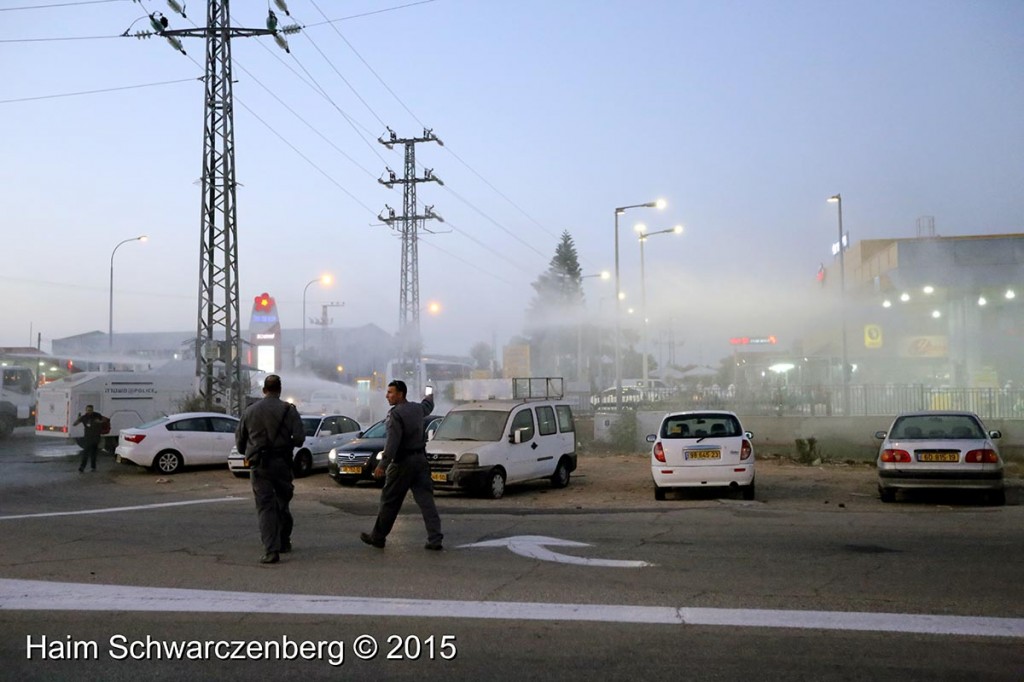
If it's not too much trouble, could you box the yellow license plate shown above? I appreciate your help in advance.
[340,466,362,474]
[686,450,721,460]
[431,472,447,483]
[918,452,959,462]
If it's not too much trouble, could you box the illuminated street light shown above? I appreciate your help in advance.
[302,273,332,362]
[108,235,148,348]
[635,223,684,384]
[613,199,665,411]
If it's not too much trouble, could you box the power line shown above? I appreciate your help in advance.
[0,0,121,11]
[0,76,199,105]
[302,0,439,28]
[0,33,121,42]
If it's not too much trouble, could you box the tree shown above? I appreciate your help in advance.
[469,341,494,373]
[524,231,585,376]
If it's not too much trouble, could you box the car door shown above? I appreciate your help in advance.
[311,416,343,468]
[505,407,536,483]
[531,405,561,478]
[208,416,239,465]
[167,416,214,464]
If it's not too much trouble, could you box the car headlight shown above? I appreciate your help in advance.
[459,453,478,465]
[328,449,337,462]
[375,451,384,460]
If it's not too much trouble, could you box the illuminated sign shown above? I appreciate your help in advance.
[256,333,276,340]
[831,233,849,256]
[729,336,777,346]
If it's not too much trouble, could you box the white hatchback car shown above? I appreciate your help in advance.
[646,410,755,500]
[115,412,240,475]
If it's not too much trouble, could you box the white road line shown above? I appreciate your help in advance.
[1,579,1021,638]
[0,498,243,521]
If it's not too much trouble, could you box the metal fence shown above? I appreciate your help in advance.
[586,385,1024,420]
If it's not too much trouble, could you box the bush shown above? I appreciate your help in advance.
[609,410,639,453]
[794,437,818,464]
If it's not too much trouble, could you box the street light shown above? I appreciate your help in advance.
[828,194,850,412]
[634,223,683,384]
[302,273,332,364]
[108,234,148,348]
[614,199,665,411]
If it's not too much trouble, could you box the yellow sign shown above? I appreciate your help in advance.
[864,324,883,349]
[502,344,531,378]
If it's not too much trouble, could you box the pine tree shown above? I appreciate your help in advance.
[525,231,584,376]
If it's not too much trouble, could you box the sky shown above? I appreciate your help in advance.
[2,0,1022,369]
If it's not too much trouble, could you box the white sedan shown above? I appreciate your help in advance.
[115,412,240,475]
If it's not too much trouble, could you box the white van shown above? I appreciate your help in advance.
[426,398,577,499]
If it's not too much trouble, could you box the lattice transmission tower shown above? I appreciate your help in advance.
[377,127,444,370]
[154,1,297,414]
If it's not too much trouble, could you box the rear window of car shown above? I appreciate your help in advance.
[661,414,741,439]
[537,406,557,436]
[891,415,984,439]
[555,405,575,433]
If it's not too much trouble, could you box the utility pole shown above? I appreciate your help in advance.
[377,127,444,391]
[313,301,345,348]
[151,2,297,415]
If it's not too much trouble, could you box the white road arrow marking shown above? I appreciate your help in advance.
[459,535,652,568]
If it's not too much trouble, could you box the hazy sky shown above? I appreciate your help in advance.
[2,0,1022,367]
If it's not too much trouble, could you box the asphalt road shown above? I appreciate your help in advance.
[1,431,1022,681]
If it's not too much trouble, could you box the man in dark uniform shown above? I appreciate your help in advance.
[360,380,443,550]
[73,404,107,473]
[236,375,305,564]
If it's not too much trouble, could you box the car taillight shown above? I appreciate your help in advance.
[740,439,752,460]
[881,449,911,463]
[124,434,146,444]
[653,442,666,463]
[965,449,998,463]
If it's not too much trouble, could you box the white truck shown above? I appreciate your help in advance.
[35,369,197,451]
[0,366,37,438]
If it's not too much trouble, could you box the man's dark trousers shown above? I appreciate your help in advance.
[370,454,443,545]
[251,454,294,553]
[79,440,99,472]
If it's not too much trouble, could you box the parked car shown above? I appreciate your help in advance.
[646,410,755,501]
[115,412,240,475]
[327,415,444,486]
[227,413,362,478]
[874,410,1005,505]
[426,399,576,499]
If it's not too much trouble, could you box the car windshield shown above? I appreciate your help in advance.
[661,414,741,439]
[301,417,326,437]
[433,410,507,441]
[890,414,985,439]
[362,420,387,438]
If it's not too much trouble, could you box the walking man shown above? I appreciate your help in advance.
[236,375,305,564]
[361,380,443,550]
[73,404,107,473]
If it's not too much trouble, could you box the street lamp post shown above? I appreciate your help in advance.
[828,194,850,413]
[634,224,683,385]
[108,235,148,349]
[614,200,665,412]
[302,274,332,365]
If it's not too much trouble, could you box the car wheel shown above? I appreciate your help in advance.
[878,485,896,503]
[153,450,182,474]
[550,458,571,489]
[293,451,313,478]
[654,485,666,501]
[741,481,756,501]
[0,415,14,438]
[481,468,506,499]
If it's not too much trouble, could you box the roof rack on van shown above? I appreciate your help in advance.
[512,377,564,400]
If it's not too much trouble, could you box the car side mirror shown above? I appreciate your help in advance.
[645,434,656,443]
[989,430,1002,439]
[508,428,526,445]
[874,431,887,440]
[320,430,333,436]
[745,431,754,440]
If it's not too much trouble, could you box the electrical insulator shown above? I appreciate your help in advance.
[274,0,291,16]
[273,33,290,53]
[165,35,186,55]
[266,9,278,32]
[166,0,186,18]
